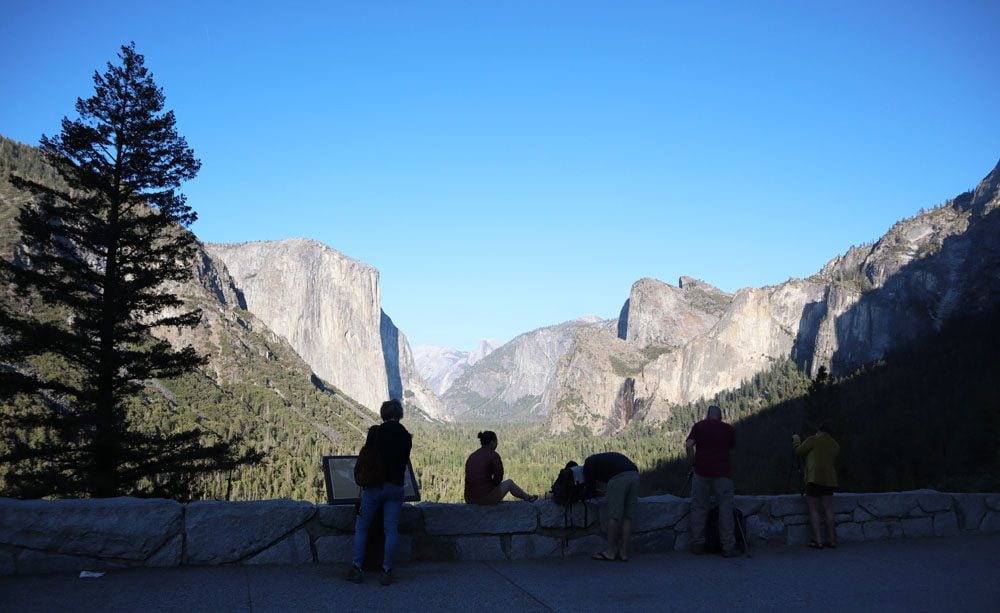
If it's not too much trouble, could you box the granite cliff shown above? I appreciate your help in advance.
[440,318,606,421]
[205,239,446,420]
[544,159,1000,434]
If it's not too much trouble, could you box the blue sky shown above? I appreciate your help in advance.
[2,1,999,350]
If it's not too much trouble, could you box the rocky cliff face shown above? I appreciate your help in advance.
[206,239,446,420]
[545,159,1000,434]
[441,318,606,421]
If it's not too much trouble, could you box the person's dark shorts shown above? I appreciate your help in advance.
[806,483,836,498]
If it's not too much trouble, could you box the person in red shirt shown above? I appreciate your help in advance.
[685,405,739,557]
[464,431,537,504]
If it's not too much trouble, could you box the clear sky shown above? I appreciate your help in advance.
[2,1,998,351]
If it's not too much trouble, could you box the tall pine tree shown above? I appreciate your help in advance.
[0,43,257,499]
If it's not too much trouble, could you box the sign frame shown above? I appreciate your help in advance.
[321,455,421,505]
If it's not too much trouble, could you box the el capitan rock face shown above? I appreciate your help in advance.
[206,239,446,420]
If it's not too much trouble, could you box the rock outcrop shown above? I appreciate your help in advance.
[206,239,446,420]
[441,318,607,421]
[546,159,1000,434]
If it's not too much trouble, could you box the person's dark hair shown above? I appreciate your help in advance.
[565,461,578,469]
[477,430,497,446]
[380,399,404,421]
[818,420,834,435]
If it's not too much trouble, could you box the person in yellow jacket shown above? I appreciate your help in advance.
[793,421,840,549]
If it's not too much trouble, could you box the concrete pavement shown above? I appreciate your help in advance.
[2,534,998,612]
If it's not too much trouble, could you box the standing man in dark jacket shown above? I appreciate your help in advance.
[348,399,412,585]
[685,405,738,557]
[583,451,640,562]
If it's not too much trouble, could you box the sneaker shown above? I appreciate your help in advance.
[721,548,741,558]
[690,543,705,555]
[379,568,393,586]
[346,565,364,583]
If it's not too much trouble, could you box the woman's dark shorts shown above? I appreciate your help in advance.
[806,483,837,498]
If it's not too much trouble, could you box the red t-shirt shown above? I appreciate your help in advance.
[687,419,735,478]
[464,447,503,501]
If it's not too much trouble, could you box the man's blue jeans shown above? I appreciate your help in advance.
[352,483,405,571]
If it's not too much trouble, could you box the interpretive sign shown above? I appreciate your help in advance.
[322,455,421,504]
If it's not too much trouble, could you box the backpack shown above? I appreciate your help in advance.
[550,464,590,534]
[353,425,386,488]
[550,465,588,506]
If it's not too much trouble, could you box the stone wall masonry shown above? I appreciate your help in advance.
[1,490,998,576]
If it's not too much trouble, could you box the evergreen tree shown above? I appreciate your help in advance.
[0,43,257,499]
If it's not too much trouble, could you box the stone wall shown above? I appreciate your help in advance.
[2,490,998,576]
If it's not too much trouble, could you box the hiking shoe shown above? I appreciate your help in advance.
[346,565,364,583]
[721,548,741,558]
[379,569,393,586]
[690,543,705,555]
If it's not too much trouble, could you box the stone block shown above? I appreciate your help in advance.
[862,521,891,541]
[674,532,691,552]
[888,522,904,538]
[146,534,182,568]
[745,515,785,543]
[901,517,932,538]
[858,493,918,519]
[245,529,312,565]
[538,500,599,529]
[632,530,676,554]
[15,549,128,575]
[394,535,413,563]
[315,535,354,564]
[399,505,423,533]
[769,496,807,517]
[785,524,812,547]
[832,493,861,514]
[0,547,15,577]
[563,535,606,557]
[674,514,690,533]
[933,512,959,537]
[917,492,953,514]
[954,496,987,531]
[979,512,1000,534]
[0,497,182,561]
[985,494,1000,511]
[783,514,809,525]
[734,496,766,516]
[185,499,315,565]
[853,507,874,522]
[836,522,864,543]
[456,536,505,561]
[316,505,357,532]
[411,536,458,561]
[510,535,562,560]
[422,502,536,535]
[630,496,688,532]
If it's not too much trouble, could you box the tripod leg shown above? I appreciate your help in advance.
[735,511,752,558]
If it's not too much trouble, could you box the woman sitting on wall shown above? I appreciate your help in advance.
[464,431,537,504]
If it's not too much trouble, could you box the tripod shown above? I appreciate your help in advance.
[786,448,804,496]
[678,468,694,497]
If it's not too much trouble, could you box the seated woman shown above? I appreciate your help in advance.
[464,431,537,504]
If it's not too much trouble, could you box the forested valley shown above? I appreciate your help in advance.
[3,131,998,504]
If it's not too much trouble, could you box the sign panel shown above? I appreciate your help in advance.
[322,455,421,505]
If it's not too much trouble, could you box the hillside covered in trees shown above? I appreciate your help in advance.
[3,132,997,503]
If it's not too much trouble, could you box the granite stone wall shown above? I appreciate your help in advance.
[2,490,998,576]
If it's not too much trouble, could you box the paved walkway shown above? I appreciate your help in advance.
[3,535,998,612]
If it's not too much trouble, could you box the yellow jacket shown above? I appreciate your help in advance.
[793,432,839,487]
